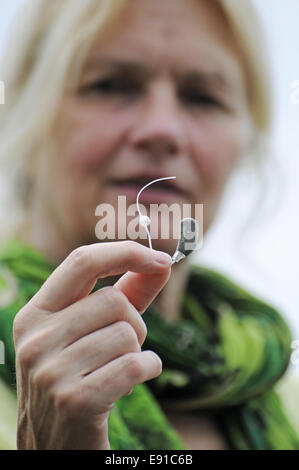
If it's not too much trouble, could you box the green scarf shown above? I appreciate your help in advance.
[0,238,298,450]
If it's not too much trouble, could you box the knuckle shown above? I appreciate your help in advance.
[79,382,114,415]
[101,286,128,313]
[115,321,140,350]
[13,310,26,340]
[123,240,137,251]
[124,353,144,381]
[53,386,82,413]
[15,323,57,369]
[16,337,42,370]
[100,287,146,346]
[123,240,144,264]
[139,320,147,345]
[32,361,59,389]
[151,352,163,373]
[68,246,90,270]
[13,305,37,341]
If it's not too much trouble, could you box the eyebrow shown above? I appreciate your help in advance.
[83,57,235,93]
[84,57,155,78]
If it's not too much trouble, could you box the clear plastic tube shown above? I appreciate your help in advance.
[136,176,177,251]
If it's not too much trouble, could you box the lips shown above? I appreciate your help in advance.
[107,179,186,206]
[108,173,188,199]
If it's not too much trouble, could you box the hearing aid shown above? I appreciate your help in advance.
[171,217,198,264]
[136,177,198,263]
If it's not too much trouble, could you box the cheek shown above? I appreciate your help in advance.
[188,115,250,190]
[57,100,131,172]
[45,102,134,227]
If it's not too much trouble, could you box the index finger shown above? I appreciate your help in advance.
[29,241,172,312]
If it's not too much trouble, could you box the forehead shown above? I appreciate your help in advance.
[85,0,245,89]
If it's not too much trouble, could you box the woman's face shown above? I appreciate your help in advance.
[35,0,253,256]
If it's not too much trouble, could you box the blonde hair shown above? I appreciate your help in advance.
[0,0,273,241]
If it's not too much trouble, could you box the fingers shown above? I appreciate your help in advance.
[13,240,172,449]
[14,285,148,361]
[80,350,162,411]
[114,270,171,313]
[54,286,148,348]
[29,241,172,313]
[59,321,142,377]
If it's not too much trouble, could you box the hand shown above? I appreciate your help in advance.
[13,241,172,449]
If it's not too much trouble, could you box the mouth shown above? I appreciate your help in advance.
[107,175,188,202]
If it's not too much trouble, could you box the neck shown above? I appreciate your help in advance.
[153,259,190,322]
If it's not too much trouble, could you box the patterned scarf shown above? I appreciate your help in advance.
[0,238,298,450]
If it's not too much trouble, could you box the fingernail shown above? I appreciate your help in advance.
[153,250,172,266]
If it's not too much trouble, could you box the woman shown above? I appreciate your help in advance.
[0,0,298,450]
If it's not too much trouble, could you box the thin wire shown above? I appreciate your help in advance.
[136,176,177,250]
[145,225,152,250]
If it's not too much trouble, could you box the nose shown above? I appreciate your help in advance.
[129,81,186,158]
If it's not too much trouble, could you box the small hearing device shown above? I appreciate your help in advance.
[136,176,198,264]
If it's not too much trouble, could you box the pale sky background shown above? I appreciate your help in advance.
[0,1,299,375]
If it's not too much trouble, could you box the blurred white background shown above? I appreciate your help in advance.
[0,1,299,375]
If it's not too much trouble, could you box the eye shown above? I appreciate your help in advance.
[180,90,221,108]
[81,77,143,98]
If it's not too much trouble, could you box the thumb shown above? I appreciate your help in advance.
[114,268,171,314]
